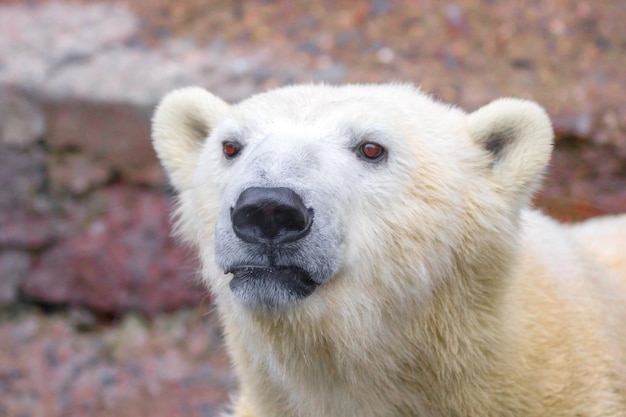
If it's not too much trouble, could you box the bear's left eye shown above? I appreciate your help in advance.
[357,142,386,163]
[223,141,242,159]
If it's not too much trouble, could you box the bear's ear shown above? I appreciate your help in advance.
[467,98,553,207]
[152,87,230,192]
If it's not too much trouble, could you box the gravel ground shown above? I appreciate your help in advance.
[0,307,234,417]
[0,1,624,416]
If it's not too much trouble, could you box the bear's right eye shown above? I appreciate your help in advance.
[223,141,242,159]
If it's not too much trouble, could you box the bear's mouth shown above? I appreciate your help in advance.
[226,265,318,310]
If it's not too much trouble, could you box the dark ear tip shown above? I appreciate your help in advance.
[484,131,510,157]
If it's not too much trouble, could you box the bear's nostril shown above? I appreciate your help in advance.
[273,206,307,230]
[231,187,313,244]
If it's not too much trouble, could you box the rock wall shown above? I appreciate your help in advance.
[0,87,205,315]
[0,1,624,315]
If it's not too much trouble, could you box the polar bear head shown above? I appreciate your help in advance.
[152,84,553,314]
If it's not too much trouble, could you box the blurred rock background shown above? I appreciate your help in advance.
[0,0,624,416]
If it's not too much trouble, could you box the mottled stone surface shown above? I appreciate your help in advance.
[22,187,204,316]
[0,251,31,305]
[43,100,161,186]
[0,88,45,147]
[0,309,234,417]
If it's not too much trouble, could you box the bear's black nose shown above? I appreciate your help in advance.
[231,187,313,244]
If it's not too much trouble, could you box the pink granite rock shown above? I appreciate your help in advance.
[22,186,205,315]
[43,100,165,186]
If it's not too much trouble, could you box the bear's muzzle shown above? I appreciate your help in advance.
[226,187,318,309]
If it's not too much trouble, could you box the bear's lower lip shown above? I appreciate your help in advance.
[227,265,318,309]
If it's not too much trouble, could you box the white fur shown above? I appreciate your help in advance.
[152,84,626,416]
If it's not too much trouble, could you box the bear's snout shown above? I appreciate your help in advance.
[231,187,314,245]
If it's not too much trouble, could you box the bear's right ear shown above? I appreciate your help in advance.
[152,87,230,192]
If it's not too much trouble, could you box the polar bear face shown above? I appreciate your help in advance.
[152,84,553,314]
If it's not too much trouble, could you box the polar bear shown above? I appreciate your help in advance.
[152,84,626,417]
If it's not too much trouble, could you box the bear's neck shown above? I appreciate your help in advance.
[223,252,519,416]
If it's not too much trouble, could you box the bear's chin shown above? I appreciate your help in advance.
[227,265,318,310]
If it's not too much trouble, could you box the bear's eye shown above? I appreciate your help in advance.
[357,142,386,162]
[223,141,242,159]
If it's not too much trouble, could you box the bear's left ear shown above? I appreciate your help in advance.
[152,87,230,192]
[467,98,553,207]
